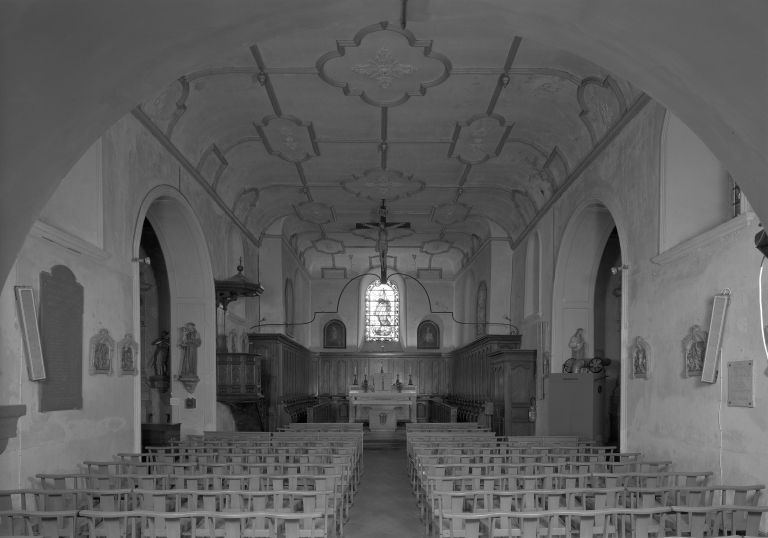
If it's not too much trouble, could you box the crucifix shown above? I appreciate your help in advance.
[356,200,410,281]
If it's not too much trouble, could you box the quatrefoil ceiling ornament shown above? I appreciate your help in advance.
[341,168,425,201]
[448,114,513,165]
[293,202,336,225]
[254,115,320,163]
[316,21,452,107]
[429,203,471,225]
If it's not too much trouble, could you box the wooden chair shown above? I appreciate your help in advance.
[0,510,80,538]
[671,505,768,537]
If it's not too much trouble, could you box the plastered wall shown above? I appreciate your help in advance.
[0,114,260,484]
[514,100,768,498]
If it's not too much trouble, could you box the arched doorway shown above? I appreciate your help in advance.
[132,186,216,449]
[551,200,628,447]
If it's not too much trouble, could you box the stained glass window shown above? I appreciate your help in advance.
[365,280,399,341]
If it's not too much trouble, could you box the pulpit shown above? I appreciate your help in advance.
[348,375,417,431]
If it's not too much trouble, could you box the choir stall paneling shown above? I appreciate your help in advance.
[248,334,314,431]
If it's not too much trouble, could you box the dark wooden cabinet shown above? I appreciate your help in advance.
[141,423,180,452]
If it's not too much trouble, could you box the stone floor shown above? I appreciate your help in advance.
[345,445,423,538]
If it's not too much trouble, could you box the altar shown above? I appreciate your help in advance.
[348,372,417,431]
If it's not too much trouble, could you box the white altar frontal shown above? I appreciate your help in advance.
[348,372,417,431]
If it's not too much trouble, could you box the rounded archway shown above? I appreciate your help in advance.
[551,200,628,446]
[132,186,216,448]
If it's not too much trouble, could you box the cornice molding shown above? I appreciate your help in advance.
[30,221,111,262]
[652,212,756,266]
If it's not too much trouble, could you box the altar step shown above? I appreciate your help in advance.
[363,427,407,450]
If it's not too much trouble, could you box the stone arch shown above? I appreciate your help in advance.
[551,197,628,446]
[132,185,216,448]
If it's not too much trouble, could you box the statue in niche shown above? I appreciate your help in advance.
[149,331,170,377]
[89,328,115,376]
[682,325,708,377]
[178,322,202,394]
[629,336,651,379]
[179,323,202,376]
[569,328,586,361]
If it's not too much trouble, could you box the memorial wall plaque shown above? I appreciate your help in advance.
[39,265,83,411]
[727,360,754,408]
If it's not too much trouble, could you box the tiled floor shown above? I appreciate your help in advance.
[345,446,424,538]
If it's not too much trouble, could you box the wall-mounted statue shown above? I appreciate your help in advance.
[117,333,139,376]
[179,322,202,393]
[629,336,651,379]
[568,328,586,361]
[89,328,115,376]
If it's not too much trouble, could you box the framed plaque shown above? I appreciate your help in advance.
[15,286,46,381]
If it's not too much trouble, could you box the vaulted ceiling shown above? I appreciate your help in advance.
[138,5,644,278]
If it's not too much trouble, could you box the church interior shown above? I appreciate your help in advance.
[1,1,767,535]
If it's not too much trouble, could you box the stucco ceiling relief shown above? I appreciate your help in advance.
[311,234,346,255]
[341,168,425,201]
[143,77,189,138]
[316,21,451,107]
[420,239,453,256]
[577,76,627,145]
[448,114,514,165]
[430,203,472,225]
[254,115,320,163]
[294,201,336,225]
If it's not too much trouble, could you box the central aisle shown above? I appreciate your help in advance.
[345,444,423,538]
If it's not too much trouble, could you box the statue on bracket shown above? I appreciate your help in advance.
[89,328,115,376]
[569,328,587,361]
[148,331,170,392]
[117,333,139,376]
[629,336,651,379]
[178,322,202,393]
[682,325,708,377]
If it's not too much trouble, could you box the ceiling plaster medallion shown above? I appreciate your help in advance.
[448,114,513,165]
[341,168,425,201]
[420,240,452,255]
[430,203,471,225]
[294,201,336,225]
[316,21,452,107]
[254,115,320,163]
[312,235,346,255]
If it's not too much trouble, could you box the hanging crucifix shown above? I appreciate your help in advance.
[356,200,410,282]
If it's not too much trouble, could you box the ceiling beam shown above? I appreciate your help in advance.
[130,107,262,247]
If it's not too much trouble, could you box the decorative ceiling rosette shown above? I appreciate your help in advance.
[447,114,514,165]
[430,203,471,225]
[316,21,452,107]
[311,234,346,255]
[293,201,336,225]
[420,239,453,255]
[341,168,425,201]
[254,115,320,163]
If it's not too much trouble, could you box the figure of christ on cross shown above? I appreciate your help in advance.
[357,200,409,281]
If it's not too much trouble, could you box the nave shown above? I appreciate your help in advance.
[2,423,767,538]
